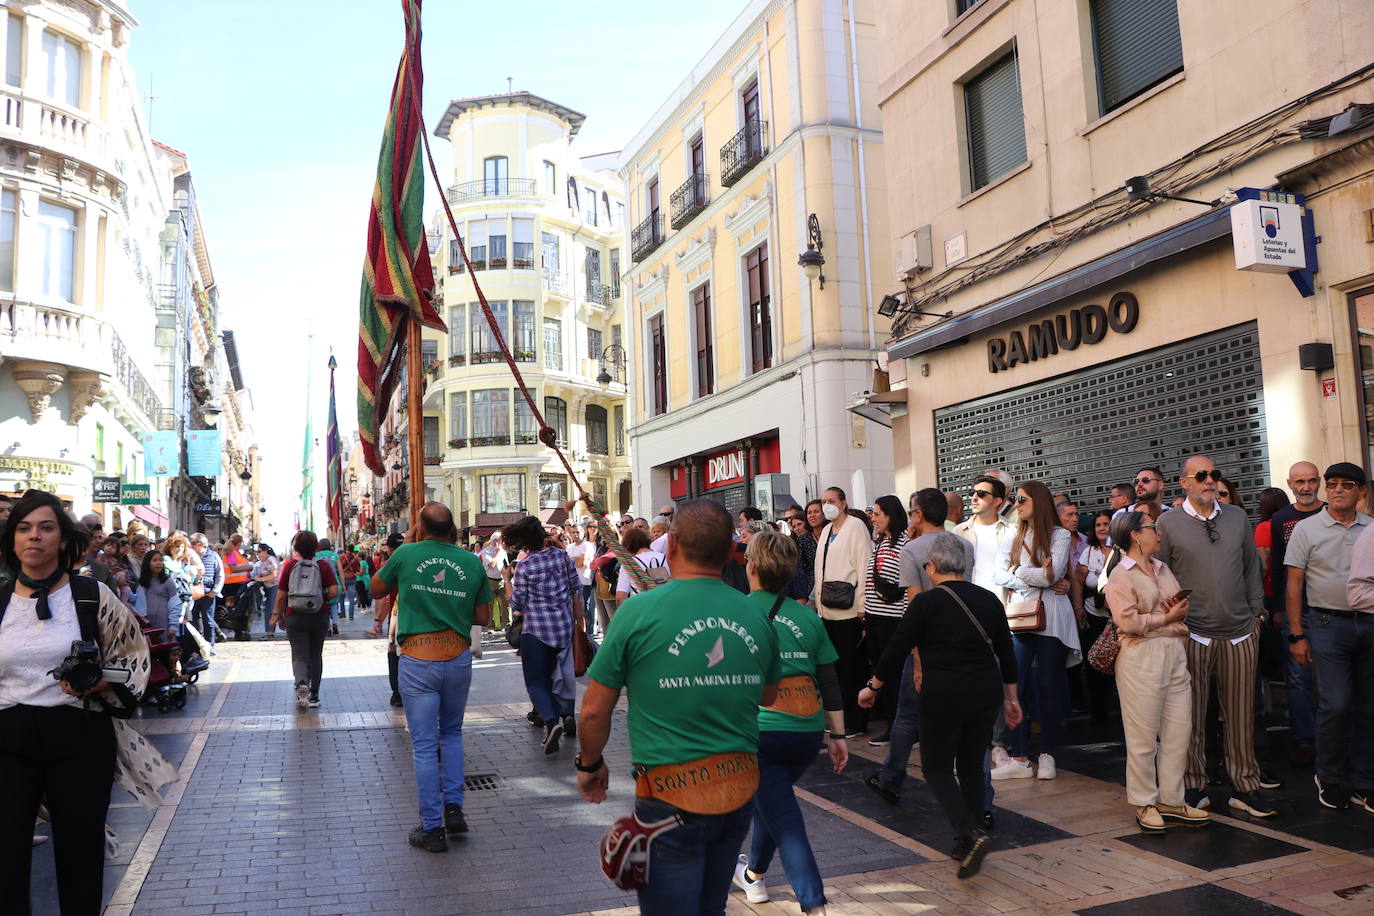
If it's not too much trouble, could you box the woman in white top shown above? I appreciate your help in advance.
[991,480,1081,780]
[614,526,669,605]
[0,491,152,911]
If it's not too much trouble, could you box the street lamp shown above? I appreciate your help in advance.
[596,344,627,388]
[239,468,252,482]
[201,402,222,426]
[797,213,825,289]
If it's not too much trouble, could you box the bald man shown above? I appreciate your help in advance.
[1267,461,1323,766]
[1156,456,1272,818]
[373,501,492,852]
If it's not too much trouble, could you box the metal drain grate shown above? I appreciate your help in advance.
[464,773,505,791]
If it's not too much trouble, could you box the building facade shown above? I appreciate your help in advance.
[0,0,252,538]
[619,0,893,518]
[876,0,1374,508]
[394,91,631,537]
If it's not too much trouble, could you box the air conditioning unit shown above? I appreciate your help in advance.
[896,226,933,279]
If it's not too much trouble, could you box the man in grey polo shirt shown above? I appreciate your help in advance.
[1156,455,1271,818]
[1287,462,1374,813]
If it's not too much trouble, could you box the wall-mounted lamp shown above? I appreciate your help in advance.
[877,292,952,321]
[798,213,825,289]
[1123,175,1219,208]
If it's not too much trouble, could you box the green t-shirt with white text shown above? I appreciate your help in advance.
[378,540,492,643]
[587,577,782,769]
[750,589,838,733]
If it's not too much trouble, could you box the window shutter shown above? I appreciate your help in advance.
[965,53,1026,192]
[1092,0,1183,114]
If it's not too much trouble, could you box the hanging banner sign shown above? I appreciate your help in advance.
[92,476,121,502]
[186,429,222,478]
[120,483,151,505]
[142,431,179,477]
[194,499,222,515]
[1231,192,1305,273]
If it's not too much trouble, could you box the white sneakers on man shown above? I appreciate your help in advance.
[733,855,769,903]
[990,757,1034,779]
[1036,754,1057,780]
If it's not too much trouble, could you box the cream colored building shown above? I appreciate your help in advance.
[409,91,630,536]
[620,0,892,516]
[875,0,1374,506]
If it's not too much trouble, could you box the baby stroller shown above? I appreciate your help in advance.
[135,613,191,712]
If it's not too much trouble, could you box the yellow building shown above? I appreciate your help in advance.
[874,0,1374,505]
[422,92,630,535]
[620,0,892,515]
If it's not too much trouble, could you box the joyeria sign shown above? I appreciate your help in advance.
[987,291,1139,374]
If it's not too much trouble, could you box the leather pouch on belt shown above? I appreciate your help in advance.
[761,674,821,718]
[634,752,760,815]
[400,629,470,661]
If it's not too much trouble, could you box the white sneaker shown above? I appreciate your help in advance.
[295,685,309,710]
[990,746,1011,770]
[1036,754,1056,780]
[990,759,1034,780]
[733,855,769,903]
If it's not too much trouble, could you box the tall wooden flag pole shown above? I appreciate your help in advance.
[406,319,424,529]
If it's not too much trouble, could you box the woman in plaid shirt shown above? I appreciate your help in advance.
[504,517,584,755]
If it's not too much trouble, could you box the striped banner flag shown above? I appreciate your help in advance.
[356,0,445,476]
[326,353,341,534]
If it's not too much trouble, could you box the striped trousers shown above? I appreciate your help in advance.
[1184,629,1261,794]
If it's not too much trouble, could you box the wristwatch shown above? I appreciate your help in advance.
[574,753,605,773]
[1287,633,1308,644]
[865,678,882,692]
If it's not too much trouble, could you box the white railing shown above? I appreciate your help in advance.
[0,87,109,166]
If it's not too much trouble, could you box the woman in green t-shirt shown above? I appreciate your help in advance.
[731,531,847,915]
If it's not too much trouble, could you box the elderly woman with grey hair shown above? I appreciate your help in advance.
[858,532,1021,879]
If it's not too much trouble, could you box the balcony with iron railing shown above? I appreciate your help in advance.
[585,281,611,307]
[670,173,710,229]
[631,213,665,264]
[446,177,541,204]
[541,267,570,298]
[720,120,768,188]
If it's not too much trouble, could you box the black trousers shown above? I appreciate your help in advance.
[285,611,329,696]
[0,704,117,915]
[824,617,869,733]
[864,615,902,726]
[919,700,998,840]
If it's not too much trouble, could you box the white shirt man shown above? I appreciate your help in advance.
[952,477,1015,595]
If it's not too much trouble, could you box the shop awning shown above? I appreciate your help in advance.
[888,207,1232,361]
[847,389,908,428]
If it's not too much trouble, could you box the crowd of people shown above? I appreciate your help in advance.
[4,445,1373,914]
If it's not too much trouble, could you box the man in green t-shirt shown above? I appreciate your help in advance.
[577,500,781,915]
[316,539,342,634]
[372,503,491,853]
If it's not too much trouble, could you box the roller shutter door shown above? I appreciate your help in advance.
[934,323,1269,515]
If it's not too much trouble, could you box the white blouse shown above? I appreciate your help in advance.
[993,526,1083,665]
[0,584,86,709]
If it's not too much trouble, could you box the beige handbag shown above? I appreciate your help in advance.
[1005,591,1046,632]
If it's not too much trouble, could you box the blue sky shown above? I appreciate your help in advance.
[127,0,749,539]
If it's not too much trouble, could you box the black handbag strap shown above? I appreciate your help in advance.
[936,584,999,669]
[768,592,786,620]
[821,530,832,580]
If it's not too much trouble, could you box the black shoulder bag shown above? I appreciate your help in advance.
[820,534,856,609]
[0,576,140,718]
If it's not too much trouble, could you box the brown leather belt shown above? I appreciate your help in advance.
[761,674,821,718]
[634,752,759,815]
[399,629,470,661]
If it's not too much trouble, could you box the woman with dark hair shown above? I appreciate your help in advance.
[1217,476,1245,512]
[270,530,339,710]
[1254,487,1291,597]
[1074,510,1116,722]
[805,499,826,541]
[132,550,183,634]
[990,480,1080,780]
[0,491,154,911]
[503,516,582,754]
[614,526,668,605]
[862,494,909,743]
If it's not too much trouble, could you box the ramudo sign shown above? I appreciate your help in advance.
[987,291,1139,373]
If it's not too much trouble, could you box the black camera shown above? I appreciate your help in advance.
[49,640,102,693]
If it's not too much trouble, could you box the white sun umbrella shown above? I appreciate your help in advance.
[850,470,867,510]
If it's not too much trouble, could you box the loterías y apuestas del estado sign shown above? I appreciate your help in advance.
[987,291,1139,374]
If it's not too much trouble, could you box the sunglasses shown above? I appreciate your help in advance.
[1134,476,1158,485]
[1218,490,1230,498]
[1015,494,1031,504]
[1328,479,1362,491]
[1139,524,1157,531]
[970,489,994,500]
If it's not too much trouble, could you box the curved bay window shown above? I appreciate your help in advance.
[470,388,510,447]
[586,404,608,456]
[545,396,568,448]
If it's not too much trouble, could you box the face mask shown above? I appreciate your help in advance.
[822,503,841,522]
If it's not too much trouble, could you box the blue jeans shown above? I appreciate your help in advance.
[749,730,825,911]
[519,632,564,724]
[1307,611,1374,792]
[1282,618,1316,748]
[399,652,474,829]
[1009,633,1069,757]
[339,581,355,619]
[262,586,278,634]
[634,797,752,916]
[880,654,921,793]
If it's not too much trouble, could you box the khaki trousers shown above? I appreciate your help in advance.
[1184,630,1261,793]
[1116,636,1192,807]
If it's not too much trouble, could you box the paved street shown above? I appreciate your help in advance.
[23,612,1374,916]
